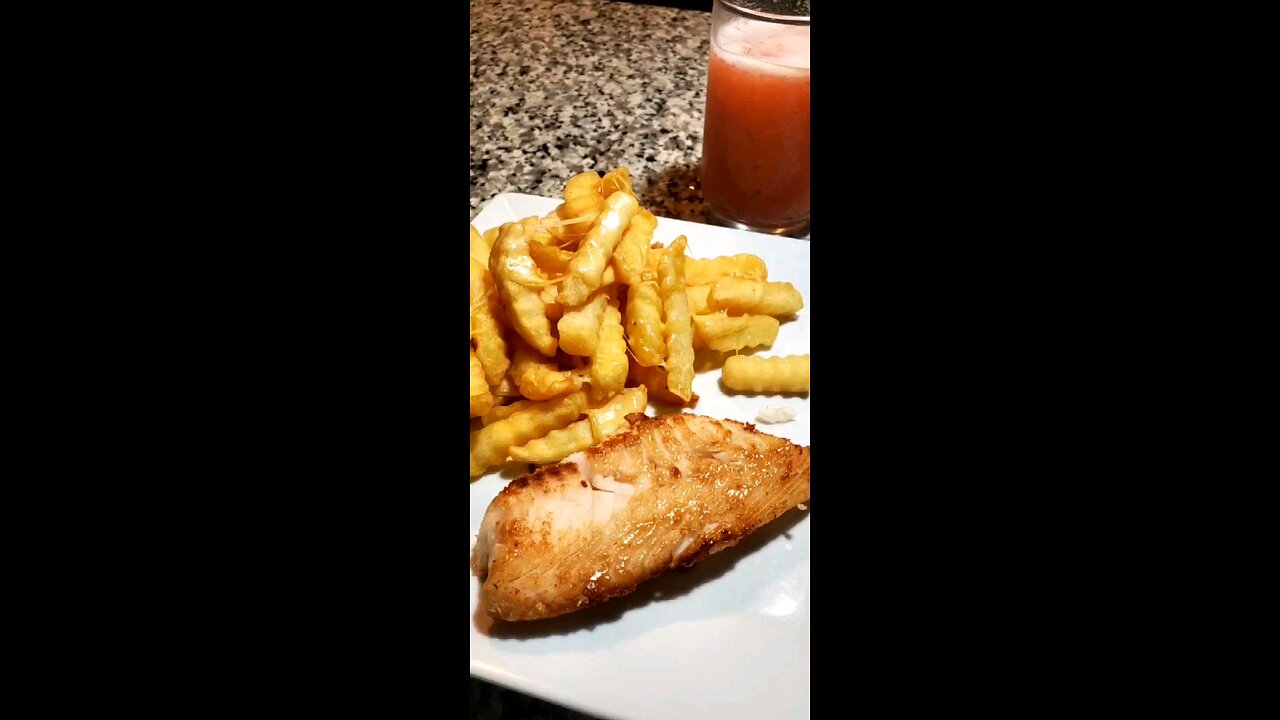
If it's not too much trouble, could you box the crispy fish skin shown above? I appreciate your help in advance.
[470,413,810,621]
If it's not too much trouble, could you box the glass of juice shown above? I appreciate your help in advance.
[701,0,810,238]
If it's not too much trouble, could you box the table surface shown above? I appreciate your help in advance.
[470,0,712,227]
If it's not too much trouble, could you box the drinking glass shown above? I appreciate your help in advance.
[701,0,810,238]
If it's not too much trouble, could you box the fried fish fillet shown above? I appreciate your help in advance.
[470,413,810,621]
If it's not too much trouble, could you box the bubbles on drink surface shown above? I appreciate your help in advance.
[714,17,810,73]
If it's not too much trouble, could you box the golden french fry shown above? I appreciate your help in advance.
[469,390,588,477]
[708,278,804,316]
[601,167,633,198]
[506,387,644,466]
[628,362,698,406]
[693,347,735,372]
[470,225,491,266]
[625,280,665,367]
[512,338,582,400]
[538,284,565,325]
[692,312,780,352]
[563,170,604,220]
[491,375,521,398]
[470,349,494,418]
[468,170,811,461]
[684,254,768,286]
[470,259,511,386]
[721,354,810,394]
[646,243,667,278]
[657,236,694,402]
[481,398,535,426]
[530,238,573,276]
[685,283,713,315]
[544,171,604,242]
[586,385,647,442]
[590,301,627,403]
[508,419,595,464]
[491,221,558,357]
[541,211,578,246]
[557,290,609,357]
[612,209,657,286]
[558,191,639,306]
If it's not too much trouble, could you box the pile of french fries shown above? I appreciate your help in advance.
[470,168,809,478]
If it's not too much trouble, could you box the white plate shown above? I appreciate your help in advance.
[470,193,810,720]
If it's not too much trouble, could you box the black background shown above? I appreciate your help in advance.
[99,0,1138,716]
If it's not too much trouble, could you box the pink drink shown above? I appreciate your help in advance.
[701,13,810,235]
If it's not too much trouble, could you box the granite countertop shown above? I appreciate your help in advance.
[470,0,712,225]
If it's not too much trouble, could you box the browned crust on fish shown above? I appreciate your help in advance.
[471,413,810,621]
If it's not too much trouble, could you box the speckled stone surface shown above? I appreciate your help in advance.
[470,0,711,225]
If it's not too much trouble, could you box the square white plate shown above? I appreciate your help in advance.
[470,193,810,720]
